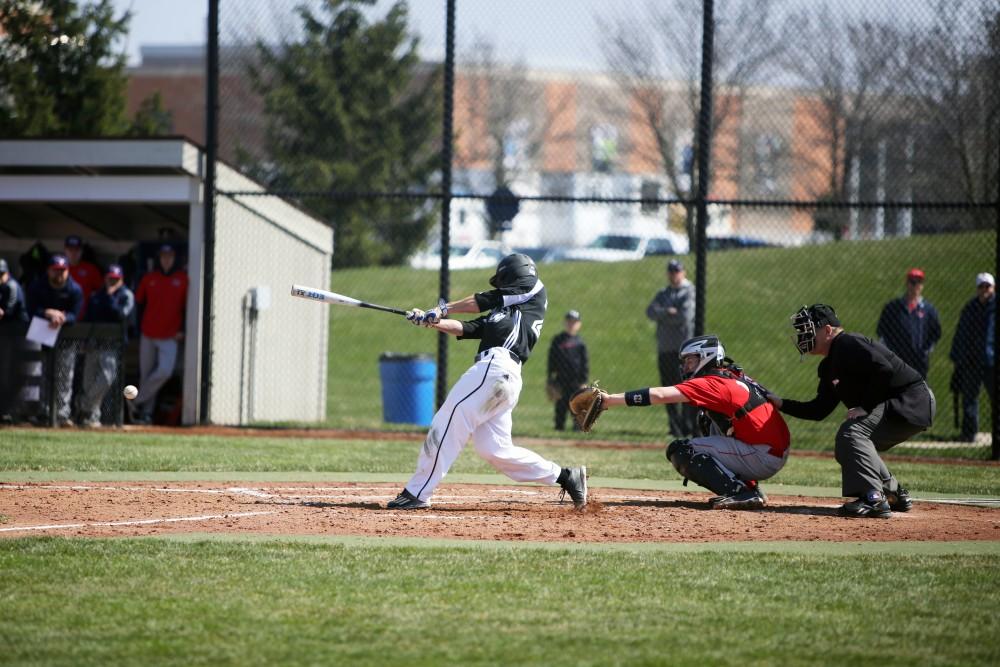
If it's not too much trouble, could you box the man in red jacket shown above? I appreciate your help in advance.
[64,235,103,314]
[131,244,188,424]
[599,335,790,510]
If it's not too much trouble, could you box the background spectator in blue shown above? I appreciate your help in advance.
[26,254,82,427]
[76,264,134,428]
[876,268,941,379]
[0,257,28,422]
[949,272,995,442]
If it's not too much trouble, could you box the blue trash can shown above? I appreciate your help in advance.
[378,353,436,426]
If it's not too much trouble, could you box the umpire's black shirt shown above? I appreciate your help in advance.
[780,332,932,428]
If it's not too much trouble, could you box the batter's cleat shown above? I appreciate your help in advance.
[711,487,766,510]
[838,491,892,519]
[558,465,588,509]
[885,486,912,512]
[386,489,430,510]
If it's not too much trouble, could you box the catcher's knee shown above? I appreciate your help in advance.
[666,438,694,477]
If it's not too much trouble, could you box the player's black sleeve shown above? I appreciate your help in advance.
[459,315,488,339]
[779,360,839,421]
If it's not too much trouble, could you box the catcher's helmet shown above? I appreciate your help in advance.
[679,335,726,380]
[790,304,840,356]
[489,253,537,288]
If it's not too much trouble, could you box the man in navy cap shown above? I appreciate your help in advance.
[0,257,28,421]
[547,309,590,430]
[77,264,135,427]
[25,254,83,426]
[64,235,103,314]
[646,258,697,437]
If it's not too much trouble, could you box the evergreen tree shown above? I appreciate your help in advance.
[249,0,441,268]
[0,0,172,137]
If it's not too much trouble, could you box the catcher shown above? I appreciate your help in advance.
[574,335,790,510]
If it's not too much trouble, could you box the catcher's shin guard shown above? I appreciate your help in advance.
[666,439,746,497]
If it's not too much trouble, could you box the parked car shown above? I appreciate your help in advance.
[559,232,689,263]
[513,246,563,264]
[409,240,512,270]
[705,235,777,251]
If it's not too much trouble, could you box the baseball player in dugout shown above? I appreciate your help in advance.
[389,253,588,510]
[768,304,936,519]
[598,335,790,510]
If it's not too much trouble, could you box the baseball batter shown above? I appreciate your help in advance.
[387,253,588,510]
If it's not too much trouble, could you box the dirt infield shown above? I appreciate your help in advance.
[2,481,998,542]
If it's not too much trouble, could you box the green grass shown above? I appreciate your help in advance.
[1,539,998,666]
[323,231,996,451]
[3,429,998,496]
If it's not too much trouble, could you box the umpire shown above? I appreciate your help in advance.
[547,309,589,430]
[767,304,935,519]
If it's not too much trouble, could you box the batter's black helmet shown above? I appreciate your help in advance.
[489,253,537,288]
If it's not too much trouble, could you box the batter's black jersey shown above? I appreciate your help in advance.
[458,280,547,364]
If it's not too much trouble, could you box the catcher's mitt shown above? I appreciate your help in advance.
[569,382,605,432]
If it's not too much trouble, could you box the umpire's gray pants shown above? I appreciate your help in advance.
[76,349,118,423]
[835,394,936,498]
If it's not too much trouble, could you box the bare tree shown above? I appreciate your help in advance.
[455,34,571,237]
[898,0,1000,227]
[596,0,791,244]
[783,4,905,237]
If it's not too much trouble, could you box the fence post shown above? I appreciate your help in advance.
[200,0,219,423]
[693,0,715,336]
[436,0,456,409]
[993,157,999,460]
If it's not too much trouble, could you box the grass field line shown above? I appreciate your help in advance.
[0,511,275,534]
[4,473,999,504]
[147,531,1000,555]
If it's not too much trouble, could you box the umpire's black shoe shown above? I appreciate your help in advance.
[386,489,430,510]
[886,486,913,512]
[558,465,588,509]
[838,491,892,519]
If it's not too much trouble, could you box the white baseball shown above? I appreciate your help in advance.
[123,385,138,400]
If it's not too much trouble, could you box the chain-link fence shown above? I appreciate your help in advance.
[0,323,127,428]
[212,0,999,458]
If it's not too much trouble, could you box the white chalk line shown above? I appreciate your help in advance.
[0,511,276,534]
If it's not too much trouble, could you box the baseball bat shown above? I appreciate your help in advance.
[290,284,407,316]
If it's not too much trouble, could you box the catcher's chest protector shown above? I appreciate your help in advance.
[698,369,769,436]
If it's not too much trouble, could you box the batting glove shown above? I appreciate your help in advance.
[421,298,449,326]
[405,308,426,326]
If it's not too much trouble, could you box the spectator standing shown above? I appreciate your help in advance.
[76,265,134,428]
[0,258,28,421]
[949,272,996,442]
[131,244,188,424]
[646,259,697,437]
[876,268,941,379]
[25,255,83,427]
[64,235,103,313]
[547,310,589,430]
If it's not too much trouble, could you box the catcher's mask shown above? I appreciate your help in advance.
[489,253,537,288]
[679,335,726,380]
[791,304,840,356]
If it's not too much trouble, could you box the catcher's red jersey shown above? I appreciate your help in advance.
[676,375,790,456]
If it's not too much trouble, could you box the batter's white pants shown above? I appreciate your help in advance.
[404,348,562,502]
